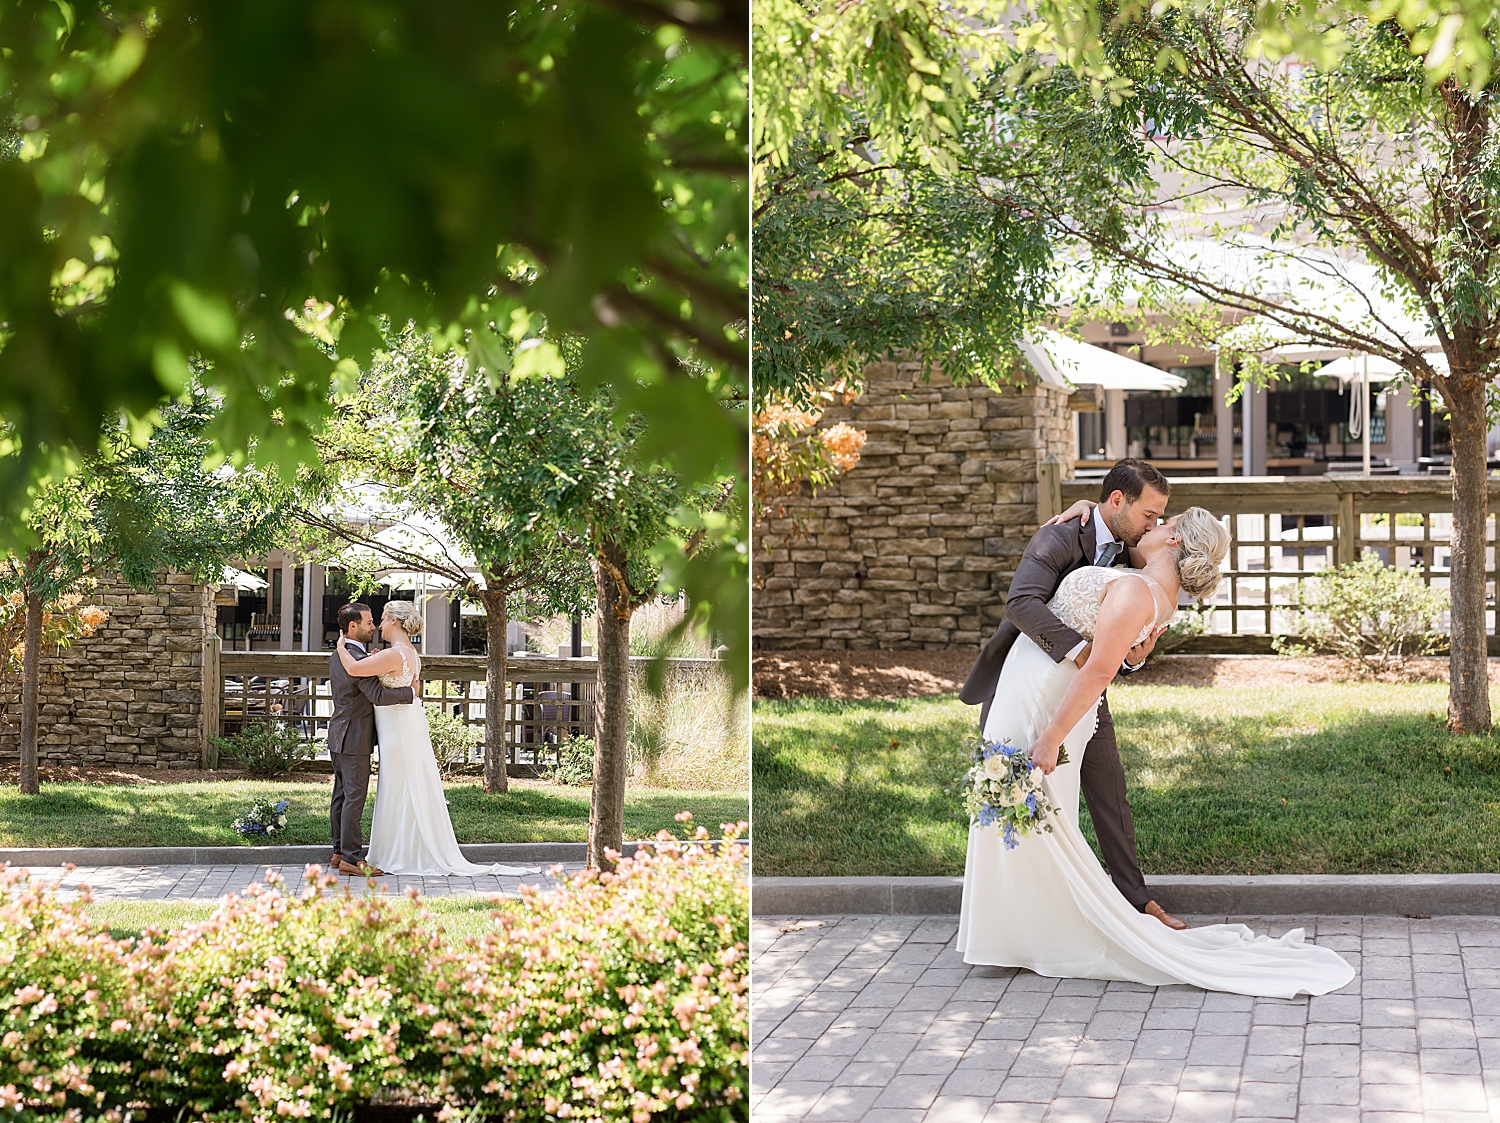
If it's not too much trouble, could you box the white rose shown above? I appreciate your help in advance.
[983,755,1007,780]
[998,785,1025,808]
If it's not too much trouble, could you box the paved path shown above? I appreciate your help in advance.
[752,913,1500,1123]
[18,862,585,901]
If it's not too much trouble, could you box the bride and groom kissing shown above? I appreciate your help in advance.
[957,458,1354,998]
[326,601,532,879]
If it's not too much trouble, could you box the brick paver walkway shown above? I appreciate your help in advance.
[752,914,1500,1122]
[18,862,584,901]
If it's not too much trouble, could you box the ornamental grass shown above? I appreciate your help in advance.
[0,823,748,1122]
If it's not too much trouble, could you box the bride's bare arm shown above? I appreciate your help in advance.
[336,636,404,677]
[1028,581,1155,773]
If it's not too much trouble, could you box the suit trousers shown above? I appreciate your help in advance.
[1080,695,1150,910]
[330,751,372,863]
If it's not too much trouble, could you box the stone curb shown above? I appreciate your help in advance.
[752,874,1500,917]
[0,842,638,868]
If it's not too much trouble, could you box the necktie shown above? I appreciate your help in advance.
[1096,541,1121,568]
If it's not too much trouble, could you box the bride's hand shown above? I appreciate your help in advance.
[1045,499,1095,527]
[1029,738,1061,775]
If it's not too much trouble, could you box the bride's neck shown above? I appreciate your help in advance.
[1142,551,1181,596]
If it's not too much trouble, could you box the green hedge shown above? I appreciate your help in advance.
[0,825,748,1121]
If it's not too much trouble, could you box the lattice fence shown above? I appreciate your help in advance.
[1055,477,1500,653]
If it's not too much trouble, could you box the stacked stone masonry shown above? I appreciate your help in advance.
[755,361,1076,650]
[0,573,214,768]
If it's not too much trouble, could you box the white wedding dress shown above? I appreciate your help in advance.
[368,646,538,877]
[957,566,1354,998]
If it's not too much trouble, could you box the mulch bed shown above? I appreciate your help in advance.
[753,651,1488,700]
[0,764,264,786]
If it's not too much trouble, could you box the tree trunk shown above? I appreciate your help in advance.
[588,540,632,871]
[18,578,43,796]
[481,586,510,794]
[1447,375,1491,733]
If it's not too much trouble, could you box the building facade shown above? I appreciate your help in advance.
[0,573,216,769]
[754,359,1074,650]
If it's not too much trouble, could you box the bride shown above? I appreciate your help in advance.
[958,507,1354,998]
[335,600,536,877]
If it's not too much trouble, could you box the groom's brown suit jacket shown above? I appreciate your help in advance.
[326,644,415,757]
[960,513,1121,728]
[958,511,1151,911]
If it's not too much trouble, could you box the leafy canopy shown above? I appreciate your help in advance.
[0,0,747,673]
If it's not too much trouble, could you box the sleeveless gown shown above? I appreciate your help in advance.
[956,566,1354,999]
[368,646,538,877]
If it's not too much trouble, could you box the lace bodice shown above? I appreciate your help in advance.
[1048,567,1172,646]
[378,645,419,691]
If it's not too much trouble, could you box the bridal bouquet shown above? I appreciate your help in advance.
[232,797,290,841]
[962,739,1068,849]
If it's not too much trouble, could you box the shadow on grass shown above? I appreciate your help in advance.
[0,779,749,849]
[754,697,1500,877]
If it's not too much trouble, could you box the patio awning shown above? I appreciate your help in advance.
[220,566,268,591]
[1315,352,1448,383]
[1021,329,1188,391]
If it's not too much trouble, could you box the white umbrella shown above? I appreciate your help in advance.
[1316,352,1447,382]
[220,566,268,591]
[1021,329,1188,391]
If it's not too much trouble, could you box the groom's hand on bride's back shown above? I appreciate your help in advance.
[1122,624,1170,671]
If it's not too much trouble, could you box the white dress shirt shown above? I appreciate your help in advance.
[1065,508,1144,668]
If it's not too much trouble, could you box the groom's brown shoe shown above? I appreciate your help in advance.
[337,858,385,877]
[1145,900,1189,930]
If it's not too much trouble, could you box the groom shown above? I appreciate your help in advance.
[960,458,1188,930]
[326,602,414,877]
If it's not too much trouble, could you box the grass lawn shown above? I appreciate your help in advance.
[0,778,748,849]
[753,682,1500,877]
[82,893,513,944]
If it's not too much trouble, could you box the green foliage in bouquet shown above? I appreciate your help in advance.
[210,719,315,779]
[1274,553,1450,677]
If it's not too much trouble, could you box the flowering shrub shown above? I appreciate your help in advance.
[445,818,749,1121]
[135,872,476,1117]
[0,868,139,1120]
[0,577,109,676]
[231,797,291,840]
[0,822,749,1121]
[752,387,866,525]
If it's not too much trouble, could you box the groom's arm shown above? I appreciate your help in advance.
[1003,525,1087,665]
[355,676,415,707]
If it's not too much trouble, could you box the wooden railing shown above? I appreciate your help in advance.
[1055,475,1500,654]
[212,650,722,773]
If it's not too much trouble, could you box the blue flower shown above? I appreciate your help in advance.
[1002,823,1019,850]
[1025,791,1039,815]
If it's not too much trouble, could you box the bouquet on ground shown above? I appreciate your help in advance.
[962,738,1069,849]
[232,797,290,841]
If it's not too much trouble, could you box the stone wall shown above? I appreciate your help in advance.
[754,360,1076,650]
[0,573,215,768]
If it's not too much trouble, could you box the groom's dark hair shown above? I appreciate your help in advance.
[337,602,372,635]
[1099,458,1170,505]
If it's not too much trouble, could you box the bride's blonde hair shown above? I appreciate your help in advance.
[1174,507,1229,601]
[382,599,424,637]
